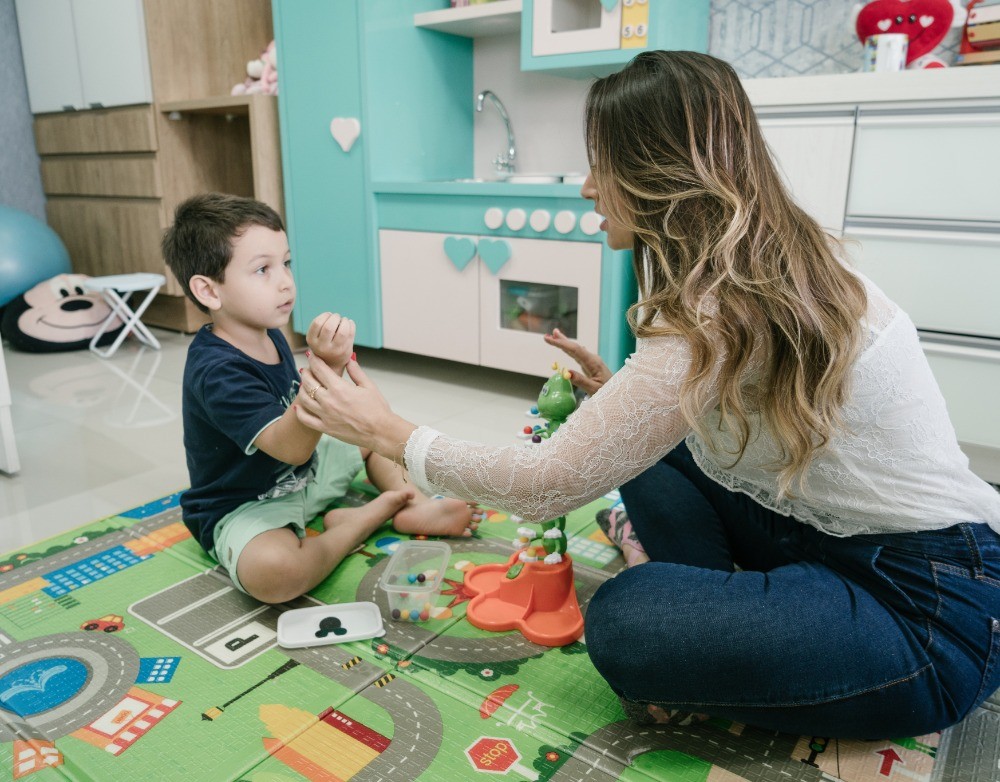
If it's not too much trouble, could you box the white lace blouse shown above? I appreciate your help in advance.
[405,274,1000,536]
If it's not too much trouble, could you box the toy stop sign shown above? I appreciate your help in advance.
[465,737,537,779]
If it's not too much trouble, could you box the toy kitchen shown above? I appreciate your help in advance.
[372,179,635,378]
[275,0,710,378]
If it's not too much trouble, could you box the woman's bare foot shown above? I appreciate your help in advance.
[322,488,413,533]
[393,496,477,537]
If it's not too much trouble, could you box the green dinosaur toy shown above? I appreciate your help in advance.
[533,363,578,441]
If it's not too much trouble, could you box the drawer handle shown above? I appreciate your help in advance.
[845,226,1000,246]
[858,114,1000,129]
[922,341,1000,364]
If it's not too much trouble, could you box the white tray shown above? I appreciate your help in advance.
[277,602,385,648]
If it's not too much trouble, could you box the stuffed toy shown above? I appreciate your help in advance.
[854,0,967,68]
[232,40,278,96]
[0,273,123,352]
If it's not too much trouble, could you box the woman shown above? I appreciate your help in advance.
[296,51,1000,739]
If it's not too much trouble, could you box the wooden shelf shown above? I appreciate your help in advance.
[414,0,521,38]
[159,94,276,117]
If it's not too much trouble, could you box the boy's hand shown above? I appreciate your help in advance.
[543,328,612,396]
[306,313,355,373]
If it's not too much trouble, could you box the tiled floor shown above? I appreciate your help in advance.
[0,330,544,555]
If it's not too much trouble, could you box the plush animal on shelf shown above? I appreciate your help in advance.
[232,40,278,96]
[853,0,966,68]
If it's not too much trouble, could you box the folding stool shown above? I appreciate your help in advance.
[83,273,166,358]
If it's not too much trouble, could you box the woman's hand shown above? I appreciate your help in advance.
[543,328,612,395]
[306,313,355,374]
[296,354,416,457]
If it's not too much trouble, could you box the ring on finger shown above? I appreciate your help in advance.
[307,384,324,400]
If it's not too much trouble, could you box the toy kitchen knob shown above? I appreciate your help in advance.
[505,208,527,231]
[484,207,504,230]
[579,212,603,236]
[529,209,551,232]
[553,211,577,234]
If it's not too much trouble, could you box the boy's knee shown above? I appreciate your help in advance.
[236,545,307,604]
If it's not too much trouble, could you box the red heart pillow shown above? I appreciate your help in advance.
[856,0,954,64]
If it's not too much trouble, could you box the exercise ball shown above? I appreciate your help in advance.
[0,205,72,309]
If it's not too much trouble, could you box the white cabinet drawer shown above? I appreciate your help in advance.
[844,226,1000,339]
[848,111,1000,223]
[758,112,854,234]
[922,339,1000,451]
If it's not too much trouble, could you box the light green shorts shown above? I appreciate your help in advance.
[211,436,365,594]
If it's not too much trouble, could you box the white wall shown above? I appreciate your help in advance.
[0,0,45,221]
[472,33,590,180]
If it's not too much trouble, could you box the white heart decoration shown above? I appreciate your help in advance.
[919,14,934,28]
[877,18,892,31]
[330,117,361,153]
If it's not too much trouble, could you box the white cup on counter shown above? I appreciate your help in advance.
[863,34,909,73]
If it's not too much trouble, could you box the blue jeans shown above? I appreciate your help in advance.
[585,442,1000,739]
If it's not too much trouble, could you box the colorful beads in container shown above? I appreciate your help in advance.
[379,541,450,623]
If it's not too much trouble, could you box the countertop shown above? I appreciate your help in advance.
[743,64,1000,108]
[373,181,587,198]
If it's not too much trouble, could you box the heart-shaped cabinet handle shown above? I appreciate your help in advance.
[330,117,361,153]
[477,238,512,275]
[443,236,478,271]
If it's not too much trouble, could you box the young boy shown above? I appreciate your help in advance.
[162,193,477,604]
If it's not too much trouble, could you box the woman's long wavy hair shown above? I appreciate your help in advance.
[586,51,867,497]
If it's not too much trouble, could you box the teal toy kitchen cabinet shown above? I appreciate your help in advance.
[273,0,472,346]
[380,230,603,377]
[521,0,710,76]
[375,188,636,378]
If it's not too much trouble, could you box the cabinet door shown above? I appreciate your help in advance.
[758,111,855,235]
[380,230,480,364]
[71,0,152,109]
[848,110,1000,223]
[14,0,85,113]
[922,339,1000,454]
[480,237,602,376]
[275,0,377,344]
[843,226,1000,340]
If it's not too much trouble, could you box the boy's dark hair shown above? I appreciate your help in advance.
[161,193,284,313]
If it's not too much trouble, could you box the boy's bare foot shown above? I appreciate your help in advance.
[322,488,413,532]
[393,496,477,538]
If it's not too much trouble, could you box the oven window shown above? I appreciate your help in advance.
[500,280,578,338]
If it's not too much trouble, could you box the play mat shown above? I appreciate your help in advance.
[1,474,997,782]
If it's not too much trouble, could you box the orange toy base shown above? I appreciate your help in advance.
[464,551,583,647]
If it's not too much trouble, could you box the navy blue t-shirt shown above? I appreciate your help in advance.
[180,326,315,552]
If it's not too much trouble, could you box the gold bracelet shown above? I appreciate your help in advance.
[392,444,408,483]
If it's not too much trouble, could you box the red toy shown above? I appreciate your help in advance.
[855,0,954,66]
[464,551,583,647]
[80,614,125,633]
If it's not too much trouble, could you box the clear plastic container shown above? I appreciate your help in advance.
[379,540,451,622]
